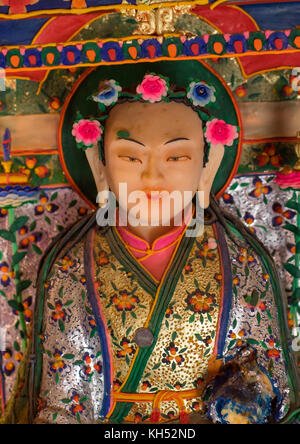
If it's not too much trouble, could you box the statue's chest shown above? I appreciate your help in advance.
[93,227,222,399]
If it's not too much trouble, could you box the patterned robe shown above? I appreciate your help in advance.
[31,216,299,424]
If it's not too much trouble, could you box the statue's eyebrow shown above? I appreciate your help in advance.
[117,137,145,147]
[164,137,190,145]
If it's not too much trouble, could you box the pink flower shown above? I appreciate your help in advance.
[207,237,217,250]
[72,119,103,148]
[136,74,168,103]
[275,169,300,190]
[205,119,238,148]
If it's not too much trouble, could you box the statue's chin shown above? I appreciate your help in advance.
[120,200,188,228]
[126,211,187,228]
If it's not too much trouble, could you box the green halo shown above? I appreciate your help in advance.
[59,60,242,208]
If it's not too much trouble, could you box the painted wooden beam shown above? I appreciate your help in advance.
[0,100,300,156]
[240,101,300,140]
[0,113,59,152]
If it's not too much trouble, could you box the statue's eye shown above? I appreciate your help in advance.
[119,156,142,163]
[167,156,191,161]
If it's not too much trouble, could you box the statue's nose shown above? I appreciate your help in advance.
[141,156,164,184]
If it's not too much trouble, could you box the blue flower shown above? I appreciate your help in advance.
[92,79,122,107]
[187,81,216,107]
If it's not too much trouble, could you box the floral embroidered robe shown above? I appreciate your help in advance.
[31,217,299,424]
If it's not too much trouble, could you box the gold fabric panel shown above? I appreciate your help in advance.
[93,230,153,387]
[94,225,221,422]
[127,225,222,421]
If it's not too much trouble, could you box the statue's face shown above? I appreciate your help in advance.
[103,101,204,225]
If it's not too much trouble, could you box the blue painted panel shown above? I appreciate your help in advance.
[0,1,298,38]
[0,0,131,15]
[26,0,69,11]
[241,2,300,30]
[0,18,49,45]
[26,0,129,12]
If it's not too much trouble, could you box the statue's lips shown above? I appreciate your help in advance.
[144,190,167,201]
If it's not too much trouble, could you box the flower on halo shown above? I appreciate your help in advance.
[205,119,238,148]
[187,81,216,107]
[136,74,168,103]
[92,79,122,107]
[72,119,103,149]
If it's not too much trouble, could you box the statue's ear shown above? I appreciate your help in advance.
[85,146,109,207]
[198,144,225,208]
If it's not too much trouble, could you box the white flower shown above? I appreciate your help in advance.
[187,81,216,107]
[92,79,122,107]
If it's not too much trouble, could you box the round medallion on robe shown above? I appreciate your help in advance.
[133,328,154,348]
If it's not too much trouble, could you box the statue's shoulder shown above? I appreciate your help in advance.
[220,216,282,299]
[31,214,107,424]
[223,216,274,267]
[33,214,101,335]
[36,213,98,285]
[220,216,288,323]
[34,213,112,330]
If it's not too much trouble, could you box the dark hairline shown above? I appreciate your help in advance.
[99,96,211,167]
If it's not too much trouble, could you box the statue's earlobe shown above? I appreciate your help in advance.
[85,146,109,207]
[198,144,225,208]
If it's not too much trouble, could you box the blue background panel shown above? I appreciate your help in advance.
[240,2,300,30]
[0,17,49,45]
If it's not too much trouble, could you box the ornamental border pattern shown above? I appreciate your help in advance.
[1,30,300,70]
[0,1,207,20]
